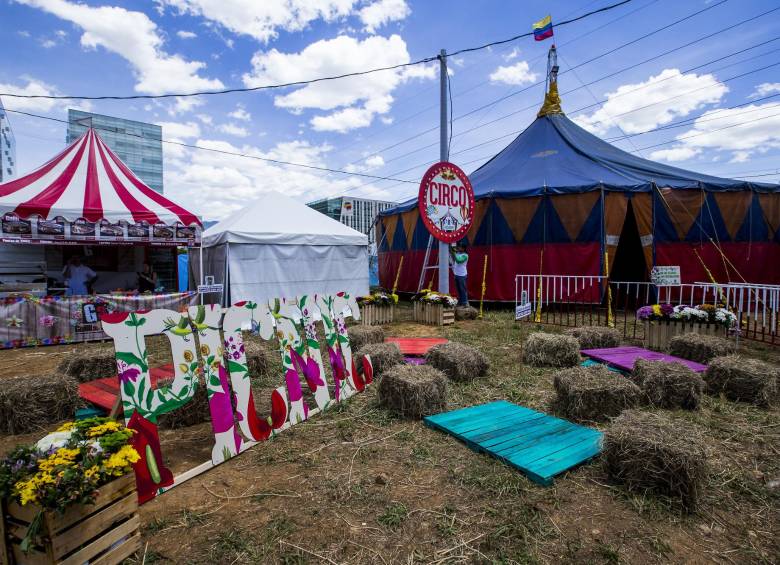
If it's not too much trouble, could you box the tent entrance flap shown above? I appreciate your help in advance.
[610,200,648,283]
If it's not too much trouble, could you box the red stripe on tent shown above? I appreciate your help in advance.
[0,132,84,197]
[103,142,202,227]
[96,136,161,225]
[83,130,104,222]
[13,134,90,220]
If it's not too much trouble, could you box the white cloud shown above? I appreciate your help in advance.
[359,0,410,32]
[503,47,521,61]
[364,155,384,169]
[168,96,204,115]
[157,120,201,139]
[649,102,780,163]
[160,0,356,43]
[489,61,537,86]
[218,123,250,137]
[40,39,57,48]
[196,113,213,125]
[243,34,434,132]
[228,105,251,121]
[574,69,727,135]
[16,0,223,95]
[176,30,197,39]
[0,77,91,113]
[751,82,780,98]
[18,30,31,38]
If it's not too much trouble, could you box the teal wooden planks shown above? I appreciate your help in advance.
[424,401,603,485]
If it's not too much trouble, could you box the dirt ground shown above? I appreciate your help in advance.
[0,306,778,564]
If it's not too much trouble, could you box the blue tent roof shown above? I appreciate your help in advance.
[381,113,778,215]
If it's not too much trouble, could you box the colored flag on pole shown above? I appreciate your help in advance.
[533,15,554,41]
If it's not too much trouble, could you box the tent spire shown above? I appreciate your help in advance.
[537,44,563,117]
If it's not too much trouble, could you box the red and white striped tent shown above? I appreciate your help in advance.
[0,128,200,244]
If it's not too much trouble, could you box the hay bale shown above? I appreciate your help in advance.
[455,305,479,320]
[156,377,211,429]
[347,326,385,353]
[704,355,779,407]
[630,359,704,410]
[244,341,272,379]
[58,351,117,383]
[355,342,403,376]
[563,326,621,349]
[603,410,707,511]
[425,342,489,382]
[0,374,80,434]
[668,333,736,364]
[553,365,641,421]
[523,333,580,368]
[378,365,447,419]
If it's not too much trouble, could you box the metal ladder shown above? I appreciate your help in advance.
[417,235,439,292]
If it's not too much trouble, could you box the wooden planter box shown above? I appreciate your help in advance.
[643,320,726,351]
[413,302,455,326]
[1,473,140,565]
[360,304,394,326]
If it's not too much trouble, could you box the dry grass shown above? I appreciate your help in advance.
[347,326,385,353]
[668,333,736,363]
[0,374,80,434]
[552,364,641,421]
[354,342,403,376]
[156,377,211,430]
[602,410,708,511]
[425,342,489,382]
[630,359,704,410]
[705,355,779,407]
[523,332,580,368]
[564,326,621,349]
[58,351,116,383]
[377,364,447,419]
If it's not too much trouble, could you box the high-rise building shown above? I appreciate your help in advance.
[0,98,15,183]
[307,196,397,248]
[66,109,164,193]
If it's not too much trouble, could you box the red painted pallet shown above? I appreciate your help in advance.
[385,337,448,356]
[78,364,174,412]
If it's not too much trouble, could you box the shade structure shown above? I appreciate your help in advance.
[197,191,369,304]
[378,94,780,301]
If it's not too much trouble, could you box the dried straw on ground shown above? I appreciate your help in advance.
[668,333,735,363]
[425,342,489,382]
[523,332,580,368]
[603,410,708,511]
[378,365,447,419]
[553,365,641,421]
[0,374,80,434]
[347,326,385,353]
[58,351,117,383]
[156,377,211,429]
[704,355,779,407]
[563,326,621,349]
[631,359,704,410]
[455,305,479,320]
[355,342,403,376]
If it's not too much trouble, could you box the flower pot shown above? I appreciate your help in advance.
[359,304,394,326]
[1,473,140,565]
[643,320,726,351]
[413,302,455,326]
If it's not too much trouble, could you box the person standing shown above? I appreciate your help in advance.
[137,262,158,293]
[62,256,97,296]
[450,242,469,306]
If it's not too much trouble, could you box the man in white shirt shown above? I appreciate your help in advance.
[62,256,97,296]
[449,242,469,306]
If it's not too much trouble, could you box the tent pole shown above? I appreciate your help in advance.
[199,243,203,306]
[438,48,450,295]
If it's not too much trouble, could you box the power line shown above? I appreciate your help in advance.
[0,0,634,102]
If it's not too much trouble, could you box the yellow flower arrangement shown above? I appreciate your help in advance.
[38,448,80,472]
[56,422,76,432]
[651,304,662,316]
[86,421,123,438]
[102,445,140,476]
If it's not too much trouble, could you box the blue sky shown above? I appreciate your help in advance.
[1,0,779,220]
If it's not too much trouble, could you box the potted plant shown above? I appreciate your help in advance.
[356,291,397,325]
[0,417,141,564]
[411,291,457,326]
[637,303,736,350]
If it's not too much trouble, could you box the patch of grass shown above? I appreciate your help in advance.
[263,516,297,542]
[144,516,171,534]
[378,502,408,528]
[208,527,262,562]
[411,444,432,462]
[595,540,621,564]
[456,458,529,497]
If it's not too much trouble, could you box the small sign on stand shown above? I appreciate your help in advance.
[651,266,681,286]
[515,290,532,320]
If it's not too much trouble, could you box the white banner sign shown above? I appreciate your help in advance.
[515,302,532,320]
[651,266,681,286]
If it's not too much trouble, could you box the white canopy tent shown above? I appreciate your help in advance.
[195,191,369,304]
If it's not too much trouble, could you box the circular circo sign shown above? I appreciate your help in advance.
[418,161,475,243]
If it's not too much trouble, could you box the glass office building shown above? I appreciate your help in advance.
[307,196,397,248]
[0,98,15,183]
[66,110,163,193]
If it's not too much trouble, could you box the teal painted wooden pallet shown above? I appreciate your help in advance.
[424,401,603,485]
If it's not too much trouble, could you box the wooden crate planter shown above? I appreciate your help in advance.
[360,304,394,326]
[413,302,455,326]
[643,320,726,351]
[1,473,140,565]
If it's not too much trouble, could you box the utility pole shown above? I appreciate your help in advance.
[438,49,450,295]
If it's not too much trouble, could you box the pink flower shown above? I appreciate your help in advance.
[327,345,346,401]
[116,359,140,384]
[290,349,325,392]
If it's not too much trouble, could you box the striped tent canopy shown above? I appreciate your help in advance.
[0,128,200,227]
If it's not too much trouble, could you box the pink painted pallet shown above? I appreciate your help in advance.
[385,337,448,356]
[580,346,707,373]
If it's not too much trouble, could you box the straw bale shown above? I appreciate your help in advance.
[58,351,117,383]
[355,342,403,376]
[156,377,210,429]
[631,359,704,410]
[553,365,641,421]
[425,342,489,382]
[603,410,708,511]
[244,340,272,380]
[668,333,735,364]
[348,326,385,353]
[377,365,447,419]
[564,326,621,349]
[523,333,580,368]
[704,355,779,407]
[0,374,80,434]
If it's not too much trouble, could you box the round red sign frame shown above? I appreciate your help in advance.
[418,161,475,243]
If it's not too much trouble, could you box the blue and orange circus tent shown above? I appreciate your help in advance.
[377,75,780,301]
